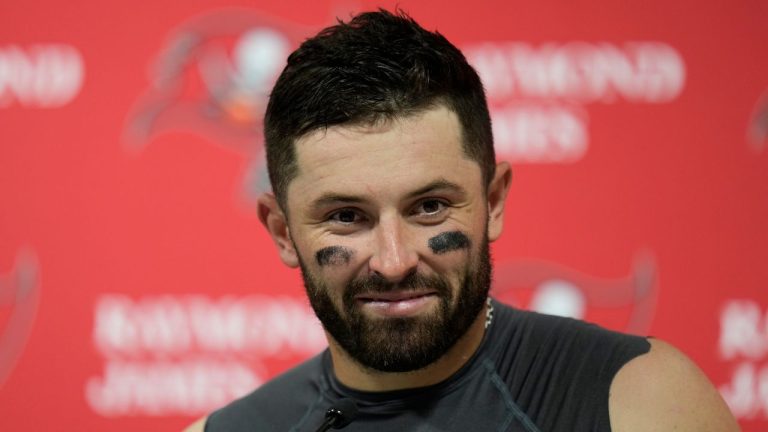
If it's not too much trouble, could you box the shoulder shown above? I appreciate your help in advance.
[202,353,327,432]
[491,305,650,415]
[492,303,649,365]
[183,416,206,432]
[609,338,740,432]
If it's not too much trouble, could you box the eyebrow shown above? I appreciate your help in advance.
[404,179,467,200]
[309,178,467,211]
[310,193,367,212]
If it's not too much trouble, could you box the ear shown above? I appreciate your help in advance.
[257,193,299,268]
[486,161,512,242]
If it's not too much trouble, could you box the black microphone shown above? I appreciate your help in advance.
[314,398,359,432]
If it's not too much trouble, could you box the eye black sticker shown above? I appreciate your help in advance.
[315,246,354,266]
[428,231,471,255]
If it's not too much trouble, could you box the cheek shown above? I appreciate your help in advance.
[427,231,471,255]
[315,245,355,267]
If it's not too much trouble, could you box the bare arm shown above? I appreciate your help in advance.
[609,338,740,432]
[182,416,207,432]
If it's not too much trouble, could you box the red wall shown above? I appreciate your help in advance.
[1,1,766,430]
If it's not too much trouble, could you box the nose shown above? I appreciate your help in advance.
[367,215,419,283]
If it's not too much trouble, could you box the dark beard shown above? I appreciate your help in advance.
[298,237,491,373]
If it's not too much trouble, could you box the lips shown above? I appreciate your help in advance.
[355,290,438,317]
[355,290,437,302]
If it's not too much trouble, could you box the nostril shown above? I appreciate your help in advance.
[369,267,418,284]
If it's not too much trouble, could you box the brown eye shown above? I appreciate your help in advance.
[331,209,360,224]
[415,199,447,217]
[422,200,441,214]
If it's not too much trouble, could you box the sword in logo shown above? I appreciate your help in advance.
[0,247,41,390]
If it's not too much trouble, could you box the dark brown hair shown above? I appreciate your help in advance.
[264,9,495,209]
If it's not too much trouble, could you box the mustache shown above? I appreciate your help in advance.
[343,272,452,305]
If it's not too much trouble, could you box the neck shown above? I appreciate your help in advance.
[327,300,490,392]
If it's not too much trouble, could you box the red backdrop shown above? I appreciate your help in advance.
[1,1,766,430]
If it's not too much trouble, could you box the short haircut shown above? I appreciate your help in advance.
[264,9,495,210]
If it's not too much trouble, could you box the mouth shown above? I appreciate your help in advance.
[355,290,438,318]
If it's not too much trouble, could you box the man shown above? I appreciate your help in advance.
[187,9,739,432]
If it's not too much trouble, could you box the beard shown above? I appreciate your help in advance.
[298,235,492,373]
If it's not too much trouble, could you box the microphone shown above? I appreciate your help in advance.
[314,398,359,432]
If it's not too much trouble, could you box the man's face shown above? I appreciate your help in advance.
[283,106,493,372]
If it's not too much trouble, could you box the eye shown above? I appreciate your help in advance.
[413,199,448,217]
[329,208,364,224]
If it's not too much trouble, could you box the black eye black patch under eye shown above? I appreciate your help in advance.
[428,231,471,255]
[315,246,355,267]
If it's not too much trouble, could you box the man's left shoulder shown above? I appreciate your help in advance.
[609,338,740,432]
[495,305,650,364]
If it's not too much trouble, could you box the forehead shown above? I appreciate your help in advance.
[285,105,482,209]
